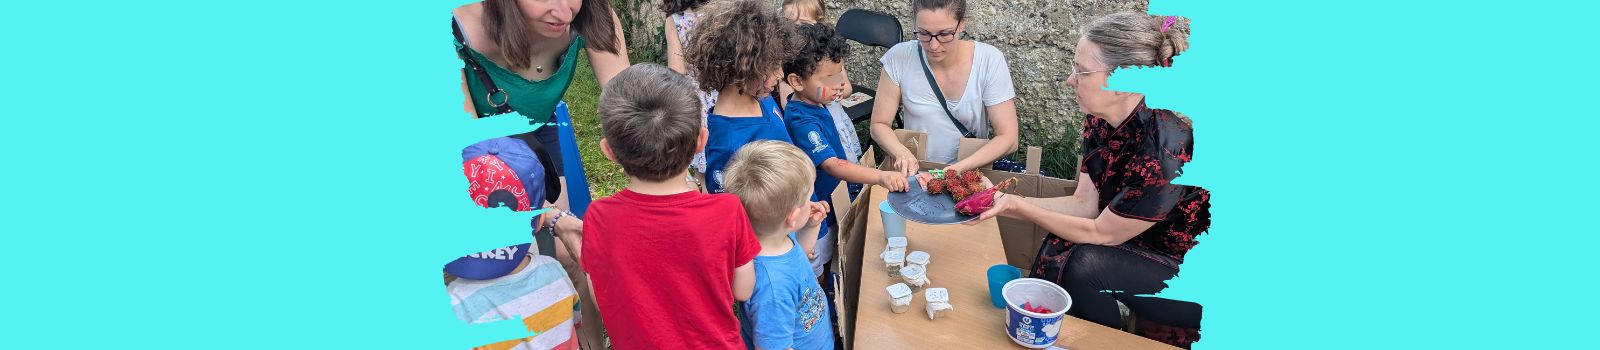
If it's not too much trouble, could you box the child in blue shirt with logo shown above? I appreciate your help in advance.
[684,0,798,195]
[783,23,911,199]
[782,23,911,279]
[723,141,836,350]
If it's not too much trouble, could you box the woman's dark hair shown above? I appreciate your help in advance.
[912,0,966,21]
[784,23,850,79]
[662,0,709,16]
[684,0,800,94]
[484,0,621,71]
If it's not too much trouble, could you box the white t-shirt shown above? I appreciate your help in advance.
[879,40,1016,164]
[827,101,861,164]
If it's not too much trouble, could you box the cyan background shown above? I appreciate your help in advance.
[3,0,1594,348]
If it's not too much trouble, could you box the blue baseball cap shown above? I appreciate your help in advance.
[463,136,560,211]
[444,243,532,280]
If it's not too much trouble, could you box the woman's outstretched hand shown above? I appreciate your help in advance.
[963,175,1015,225]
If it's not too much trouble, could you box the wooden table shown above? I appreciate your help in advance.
[853,187,1179,350]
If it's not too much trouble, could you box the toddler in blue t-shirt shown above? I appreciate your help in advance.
[723,141,836,350]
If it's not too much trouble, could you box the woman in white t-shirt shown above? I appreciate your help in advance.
[868,0,1019,175]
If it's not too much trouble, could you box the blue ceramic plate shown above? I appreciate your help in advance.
[885,176,978,225]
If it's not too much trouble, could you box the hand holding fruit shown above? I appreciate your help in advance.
[804,201,829,259]
[804,201,830,229]
[955,177,1017,216]
[920,170,1021,221]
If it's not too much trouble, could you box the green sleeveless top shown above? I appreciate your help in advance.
[457,32,584,126]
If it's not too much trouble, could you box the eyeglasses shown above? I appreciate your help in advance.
[915,26,962,43]
[1068,66,1112,77]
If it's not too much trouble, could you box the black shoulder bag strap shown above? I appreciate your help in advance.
[918,49,976,138]
[454,19,515,116]
[507,132,564,205]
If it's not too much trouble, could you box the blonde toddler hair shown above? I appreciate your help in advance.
[722,141,817,236]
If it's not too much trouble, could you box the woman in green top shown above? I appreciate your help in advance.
[452,0,628,206]
[454,0,629,121]
[451,1,628,348]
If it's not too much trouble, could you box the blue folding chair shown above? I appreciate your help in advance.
[553,101,592,217]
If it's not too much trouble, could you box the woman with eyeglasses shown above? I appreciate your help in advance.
[965,13,1208,348]
[867,0,1020,174]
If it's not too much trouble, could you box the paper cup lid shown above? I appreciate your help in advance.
[882,250,905,263]
[887,283,912,298]
[887,237,907,248]
[900,264,926,278]
[906,251,930,265]
[924,288,949,303]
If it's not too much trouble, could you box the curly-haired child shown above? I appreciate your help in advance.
[781,23,909,283]
[685,0,835,293]
[683,0,801,195]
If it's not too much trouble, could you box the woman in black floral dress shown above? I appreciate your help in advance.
[967,13,1208,346]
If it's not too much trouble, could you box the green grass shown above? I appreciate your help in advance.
[562,55,630,198]
[563,1,667,200]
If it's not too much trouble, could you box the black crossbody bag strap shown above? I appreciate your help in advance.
[918,49,976,138]
[507,132,564,205]
[454,20,514,116]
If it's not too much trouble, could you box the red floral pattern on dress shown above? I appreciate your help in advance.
[1035,100,1211,276]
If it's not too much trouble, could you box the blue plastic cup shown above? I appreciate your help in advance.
[879,201,906,239]
[987,264,1022,308]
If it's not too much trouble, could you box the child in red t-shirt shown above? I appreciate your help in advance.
[579,63,761,350]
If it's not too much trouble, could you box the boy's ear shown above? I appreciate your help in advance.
[785,206,807,231]
[695,127,709,153]
[599,138,618,163]
[785,73,805,91]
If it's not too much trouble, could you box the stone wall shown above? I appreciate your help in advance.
[615,0,1151,175]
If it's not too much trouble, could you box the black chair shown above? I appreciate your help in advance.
[836,9,903,124]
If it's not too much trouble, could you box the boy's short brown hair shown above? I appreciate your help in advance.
[597,64,704,182]
[722,141,816,236]
[683,0,801,94]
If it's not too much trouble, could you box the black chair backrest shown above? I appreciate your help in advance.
[837,9,903,49]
